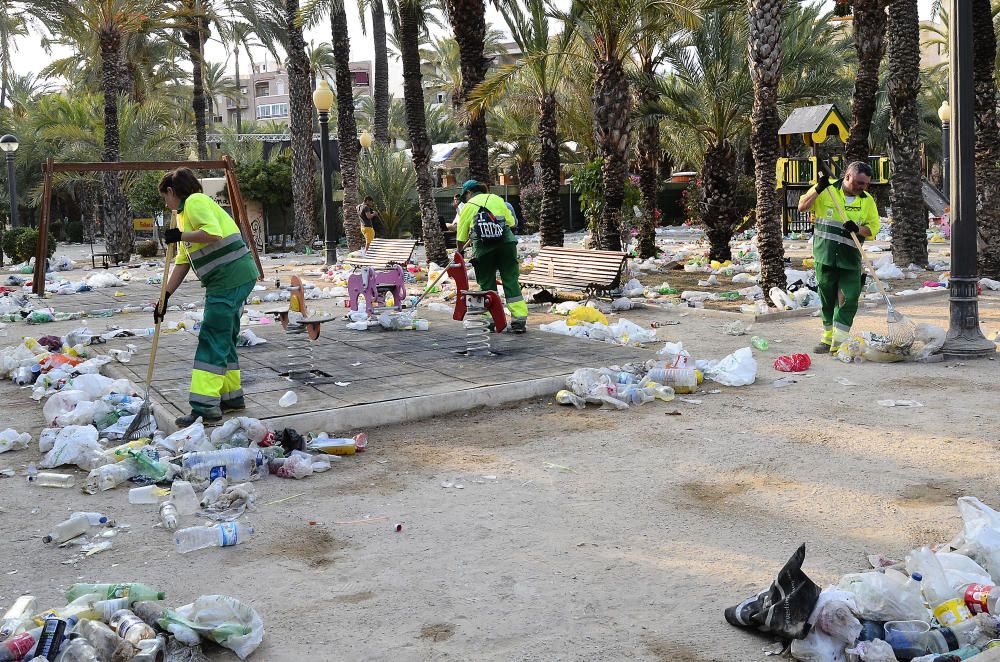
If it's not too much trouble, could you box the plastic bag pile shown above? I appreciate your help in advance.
[725,496,1000,662]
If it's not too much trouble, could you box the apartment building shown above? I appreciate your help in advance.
[421,40,523,105]
[213,60,374,129]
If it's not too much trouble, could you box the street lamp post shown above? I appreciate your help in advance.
[313,80,337,265]
[0,135,19,229]
[938,101,950,198]
[940,0,994,358]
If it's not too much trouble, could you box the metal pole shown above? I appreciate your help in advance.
[940,0,994,358]
[941,120,950,199]
[5,152,18,228]
[319,109,337,265]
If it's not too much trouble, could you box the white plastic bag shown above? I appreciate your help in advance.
[845,640,898,662]
[955,496,1000,579]
[607,319,657,345]
[875,263,903,279]
[210,417,270,448]
[937,552,992,591]
[701,347,757,386]
[657,341,691,368]
[836,569,929,622]
[769,287,798,310]
[71,373,130,400]
[160,419,211,455]
[39,424,102,469]
[621,278,644,297]
[610,297,633,311]
[159,595,264,660]
[0,428,30,454]
[43,390,99,427]
[789,628,847,662]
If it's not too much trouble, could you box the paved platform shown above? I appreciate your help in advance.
[97,314,653,434]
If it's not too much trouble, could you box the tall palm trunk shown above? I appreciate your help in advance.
[285,0,317,251]
[538,92,562,247]
[182,2,209,160]
[702,140,737,262]
[886,0,926,267]
[845,0,887,164]
[973,0,1000,277]
[99,31,133,259]
[371,0,391,144]
[635,62,658,260]
[516,160,534,187]
[444,0,490,182]
[399,0,447,265]
[234,44,243,134]
[332,0,364,252]
[592,57,629,252]
[748,0,786,295]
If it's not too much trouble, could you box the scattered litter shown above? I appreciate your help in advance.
[278,391,297,407]
[543,461,576,473]
[679,398,703,405]
[836,378,857,386]
[877,399,924,408]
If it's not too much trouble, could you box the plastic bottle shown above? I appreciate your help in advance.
[31,595,96,626]
[169,480,199,515]
[130,602,165,630]
[158,501,179,531]
[128,485,169,505]
[131,635,166,661]
[615,384,654,406]
[751,336,769,350]
[108,609,155,647]
[174,522,254,554]
[52,637,99,662]
[0,596,35,641]
[71,620,128,662]
[0,627,41,661]
[644,367,698,394]
[962,583,999,615]
[126,449,172,482]
[883,615,987,658]
[103,439,148,462]
[68,512,110,527]
[643,383,676,402]
[65,584,165,603]
[182,448,264,482]
[42,516,90,544]
[200,477,227,506]
[306,433,367,456]
[86,597,130,622]
[28,473,75,489]
[908,547,973,626]
[84,459,141,494]
[555,390,586,409]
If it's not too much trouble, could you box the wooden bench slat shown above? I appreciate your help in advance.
[520,245,627,295]
[344,238,418,268]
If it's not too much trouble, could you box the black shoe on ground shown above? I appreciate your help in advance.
[812,343,831,354]
[511,320,527,334]
[175,409,222,427]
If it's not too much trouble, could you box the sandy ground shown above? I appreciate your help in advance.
[1,242,998,661]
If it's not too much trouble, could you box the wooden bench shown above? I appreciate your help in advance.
[343,239,417,269]
[521,246,629,298]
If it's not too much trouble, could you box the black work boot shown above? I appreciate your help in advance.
[175,408,222,427]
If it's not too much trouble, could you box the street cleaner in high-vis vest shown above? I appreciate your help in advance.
[156,168,259,425]
[797,161,881,354]
[456,179,528,333]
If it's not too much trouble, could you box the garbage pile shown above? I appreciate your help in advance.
[0,583,263,660]
[833,324,946,364]
[726,497,1000,662]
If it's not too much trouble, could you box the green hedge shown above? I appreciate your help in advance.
[3,227,57,264]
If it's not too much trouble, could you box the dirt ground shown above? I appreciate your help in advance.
[1,243,998,661]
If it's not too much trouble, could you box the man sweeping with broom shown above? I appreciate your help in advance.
[797,161,881,354]
[155,168,259,426]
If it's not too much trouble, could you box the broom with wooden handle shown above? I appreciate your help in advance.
[123,210,178,440]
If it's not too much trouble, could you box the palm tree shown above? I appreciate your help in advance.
[973,0,1000,277]
[0,4,29,109]
[470,0,572,247]
[32,0,180,258]
[367,0,392,144]
[217,17,261,133]
[443,0,489,182]
[329,0,364,252]
[487,103,537,187]
[845,0,888,164]
[306,40,337,90]
[357,142,418,237]
[388,0,448,265]
[747,0,786,296]
[202,61,242,130]
[886,0,926,267]
[179,0,213,160]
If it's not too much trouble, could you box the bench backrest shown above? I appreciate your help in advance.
[526,246,628,292]
[344,239,417,268]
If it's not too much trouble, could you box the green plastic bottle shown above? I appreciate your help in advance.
[126,449,171,482]
[65,583,165,603]
[751,336,769,351]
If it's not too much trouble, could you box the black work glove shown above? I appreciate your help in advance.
[164,228,182,244]
[153,291,171,324]
[815,176,831,193]
[843,220,860,235]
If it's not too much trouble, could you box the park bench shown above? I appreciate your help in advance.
[521,246,629,299]
[343,238,418,269]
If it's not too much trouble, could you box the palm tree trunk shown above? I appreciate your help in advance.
[886,0,926,267]
[538,92,562,247]
[748,0,786,295]
[702,140,737,262]
[371,0,391,145]
[444,0,490,183]
[516,159,534,187]
[100,35,134,259]
[286,0,317,251]
[845,0,887,164]
[973,0,1000,277]
[592,56,630,252]
[635,62,659,260]
[399,0,447,265]
[332,0,364,252]
[234,45,243,134]
[182,3,209,161]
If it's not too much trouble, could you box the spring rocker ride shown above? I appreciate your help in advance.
[346,265,408,317]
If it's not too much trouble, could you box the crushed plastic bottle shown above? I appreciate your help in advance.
[199,477,228,507]
[0,596,36,641]
[128,485,169,505]
[158,502,179,531]
[28,472,74,488]
[306,433,367,456]
[555,390,586,409]
[907,547,973,626]
[174,522,254,554]
[51,637,100,662]
[68,512,110,527]
[84,458,141,494]
[0,627,41,661]
[750,336,769,351]
[108,609,155,647]
[182,448,264,482]
[71,620,131,662]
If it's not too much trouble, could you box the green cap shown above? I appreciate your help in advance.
[461,180,480,196]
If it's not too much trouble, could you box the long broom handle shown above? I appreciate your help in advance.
[145,211,177,386]
[820,184,894,306]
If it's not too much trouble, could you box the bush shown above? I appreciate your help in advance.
[66,221,84,243]
[1,227,23,262]
[137,240,159,258]
[11,228,57,264]
[49,220,64,242]
[519,182,543,234]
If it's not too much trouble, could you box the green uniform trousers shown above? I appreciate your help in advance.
[473,242,528,320]
[190,280,256,417]
[815,261,862,347]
